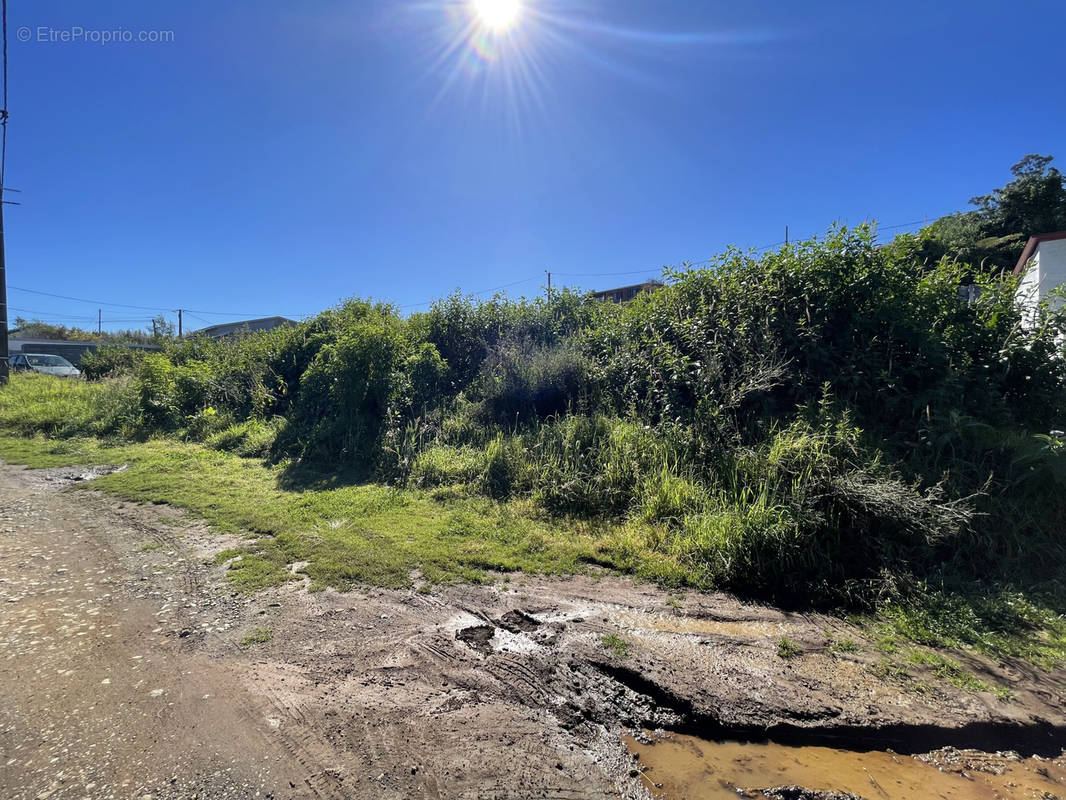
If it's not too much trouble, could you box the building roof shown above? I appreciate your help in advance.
[590,280,664,301]
[1013,230,1066,275]
[194,316,295,338]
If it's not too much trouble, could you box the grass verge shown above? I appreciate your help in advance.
[1,431,1064,675]
[0,434,654,592]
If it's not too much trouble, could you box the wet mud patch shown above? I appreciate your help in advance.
[17,463,128,490]
[456,623,495,654]
[626,731,1066,800]
[497,608,541,633]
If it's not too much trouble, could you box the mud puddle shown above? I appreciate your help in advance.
[626,731,1066,799]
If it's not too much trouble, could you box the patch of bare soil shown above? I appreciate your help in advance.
[1,461,1064,799]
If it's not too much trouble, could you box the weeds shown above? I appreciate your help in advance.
[776,636,803,659]
[602,633,631,659]
[239,626,272,648]
[826,633,859,655]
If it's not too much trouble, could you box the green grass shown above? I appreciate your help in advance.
[2,427,1064,674]
[776,636,803,659]
[1,375,1065,676]
[239,626,272,648]
[876,591,1066,671]
[905,650,995,693]
[0,432,643,592]
[871,649,1013,701]
[871,658,911,682]
[601,633,631,659]
[825,633,859,655]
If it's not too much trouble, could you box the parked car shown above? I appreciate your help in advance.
[10,353,82,378]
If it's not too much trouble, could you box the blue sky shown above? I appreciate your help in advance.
[6,0,1066,333]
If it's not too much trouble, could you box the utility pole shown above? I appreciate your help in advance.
[176,309,182,339]
[545,269,551,297]
[97,309,102,334]
[0,0,8,386]
[785,225,789,246]
[0,174,7,386]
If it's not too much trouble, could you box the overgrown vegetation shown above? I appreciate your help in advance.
[3,195,1066,669]
[921,154,1066,274]
[12,313,175,345]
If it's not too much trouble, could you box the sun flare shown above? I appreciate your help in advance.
[469,0,522,32]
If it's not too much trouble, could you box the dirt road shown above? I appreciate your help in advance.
[1,461,1064,800]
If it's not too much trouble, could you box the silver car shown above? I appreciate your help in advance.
[10,353,82,378]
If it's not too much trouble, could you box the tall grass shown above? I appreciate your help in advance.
[0,373,136,438]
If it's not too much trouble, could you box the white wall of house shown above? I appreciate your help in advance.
[1016,238,1066,325]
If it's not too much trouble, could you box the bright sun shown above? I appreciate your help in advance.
[469,0,522,32]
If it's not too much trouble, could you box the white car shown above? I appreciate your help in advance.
[10,353,82,378]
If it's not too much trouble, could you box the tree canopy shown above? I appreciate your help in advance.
[922,154,1066,274]
[11,316,172,345]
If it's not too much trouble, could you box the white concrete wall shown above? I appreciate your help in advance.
[1016,239,1066,326]
[1016,248,1042,327]
[1039,239,1066,312]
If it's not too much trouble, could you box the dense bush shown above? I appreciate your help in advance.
[8,225,1065,607]
[80,345,147,381]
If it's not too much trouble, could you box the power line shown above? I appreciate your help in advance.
[9,306,98,320]
[5,214,954,327]
[7,285,312,319]
[181,306,311,318]
[8,285,171,311]
[555,261,709,278]
[556,215,949,282]
[399,275,541,310]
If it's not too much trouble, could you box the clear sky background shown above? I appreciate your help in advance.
[5,0,1066,333]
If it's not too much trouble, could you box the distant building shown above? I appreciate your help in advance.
[1014,231,1066,326]
[8,338,160,367]
[591,280,664,304]
[192,316,296,339]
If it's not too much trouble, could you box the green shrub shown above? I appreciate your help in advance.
[529,415,663,516]
[286,306,406,465]
[80,345,146,381]
[5,226,1065,613]
[476,339,592,424]
[136,353,179,430]
[665,416,974,605]
[638,467,710,525]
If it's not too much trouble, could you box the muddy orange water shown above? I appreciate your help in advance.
[625,732,1066,799]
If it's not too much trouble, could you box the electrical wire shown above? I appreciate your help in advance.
[7,214,953,318]
[399,274,541,310]
[7,285,311,319]
[9,306,97,320]
[8,285,171,311]
[556,216,947,280]
[554,260,710,279]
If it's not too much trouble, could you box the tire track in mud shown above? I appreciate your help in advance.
[245,659,396,800]
[8,461,1066,799]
